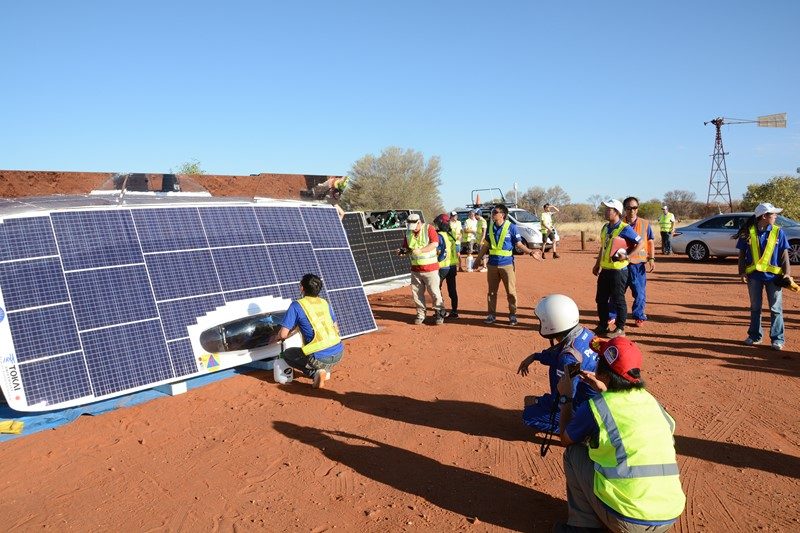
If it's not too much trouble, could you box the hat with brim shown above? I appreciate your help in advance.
[754,202,783,218]
[602,199,624,214]
[591,337,643,384]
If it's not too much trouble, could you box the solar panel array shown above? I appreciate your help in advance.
[0,204,376,411]
[342,212,416,283]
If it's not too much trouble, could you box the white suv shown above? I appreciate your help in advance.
[454,206,557,252]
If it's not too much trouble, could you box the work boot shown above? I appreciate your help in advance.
[484,314,496,324]
[413,316,425,325]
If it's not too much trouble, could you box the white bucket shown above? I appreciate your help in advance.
[273,358,294,384]
[466,256,474,271]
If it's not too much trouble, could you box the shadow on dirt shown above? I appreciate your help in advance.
[273,388,534,442]
[676,435,800,479]
[272,421,563,531]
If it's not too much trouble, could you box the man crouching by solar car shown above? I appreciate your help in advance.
[553,337,685,532]
[277,274,344,389]
[398,213,446,325]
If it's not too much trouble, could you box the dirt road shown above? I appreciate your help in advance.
[2,237,799,532]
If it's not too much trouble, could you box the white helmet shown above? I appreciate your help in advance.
[534,294,580,337]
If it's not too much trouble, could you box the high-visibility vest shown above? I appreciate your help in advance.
[541,211,553,233]
[628,218,652,264]
[488,221,513,257]
[406,224,439,267]
[449,219,462,241]
[438,231,459,268]
[599,223,630,270]
[588,389,686,521]
[745,225,783,275]
[658,213,674,233]
[476,217,486,245]
[296,296,342,355]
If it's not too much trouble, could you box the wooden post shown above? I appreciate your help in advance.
[581,231,585,250]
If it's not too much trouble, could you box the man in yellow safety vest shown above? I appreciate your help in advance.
[399,213,445,325]
[736,202,792,351]
[657,205,676,255]
[278,273,344,389]
[555,336,685,532]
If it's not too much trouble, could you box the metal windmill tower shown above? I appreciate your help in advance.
[703,113,787,212]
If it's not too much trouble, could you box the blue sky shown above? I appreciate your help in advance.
[1,1,797,210]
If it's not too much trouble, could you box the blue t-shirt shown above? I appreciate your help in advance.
[487,221,523,267]
[280,300,343,357]
[736,224,790,282]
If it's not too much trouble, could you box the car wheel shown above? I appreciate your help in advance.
[789,240,800,265]
[687,241,709,262]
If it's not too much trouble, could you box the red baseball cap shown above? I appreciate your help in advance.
[591,336,643,383]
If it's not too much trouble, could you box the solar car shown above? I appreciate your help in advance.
[671,212,800,263]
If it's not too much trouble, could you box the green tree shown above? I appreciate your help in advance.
[344,147,444,221]
[741,175,800,220]
[637,199,662,221]
[508,185,571,213]
[174,159,206,174]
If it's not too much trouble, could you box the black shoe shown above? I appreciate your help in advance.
[594,326,609,336]
[607,328,626,338]
[449,311,459,319]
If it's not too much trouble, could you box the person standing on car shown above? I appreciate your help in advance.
[540,203,560,259]
[592,199,642,338]
[736,202,791,351]
[399,213,445,325]
[658,205,676,255]
[474,203,542,326]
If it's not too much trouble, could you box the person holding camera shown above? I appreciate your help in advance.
[399,213,445,325]
[736,202,791,351]
[517,294,598,434]
[554,336,685,532]
[592,199,642,338]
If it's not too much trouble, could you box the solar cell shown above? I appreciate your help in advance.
[0,216,57,261]
[0,202,376,411]
[341,211,416,283]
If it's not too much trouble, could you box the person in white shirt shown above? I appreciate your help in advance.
[463,210,479,271]
[541,203,560,259]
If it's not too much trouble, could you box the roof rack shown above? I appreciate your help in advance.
[466,188,517,209]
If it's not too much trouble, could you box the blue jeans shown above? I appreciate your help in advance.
[283,347,344,377]
[747,277,783,343]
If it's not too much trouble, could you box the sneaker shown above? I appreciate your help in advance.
[744,337,761,346]
[449,311,460,319]
[633,319,645,327]
[607,328,626,338]
[772,341,784,351]
[478,267,487,272]
[553,252,560,259]
[509,314,518,326]
[413,317,425,325]
[484,314,496,324]
[435,315,444,325]
[312,369,329,389]
[466,268,473,272]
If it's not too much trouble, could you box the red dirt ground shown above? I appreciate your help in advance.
[1,175,799,531]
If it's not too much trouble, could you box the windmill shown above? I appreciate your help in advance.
[703,113,787,212]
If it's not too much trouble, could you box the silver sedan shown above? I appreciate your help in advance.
[671,212,800,263]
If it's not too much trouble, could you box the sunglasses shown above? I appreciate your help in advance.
[624,206,639,210]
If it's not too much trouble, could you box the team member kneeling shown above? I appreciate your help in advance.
[555,337,685,532]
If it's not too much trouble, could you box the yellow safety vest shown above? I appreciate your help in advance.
[599,223,630,270]
[438,231,458,268]
[449,219,463,241]
[406,224,439,267]
[488,221,513,257]
[745,225,783,275]
[296,296,341,355]
[476,217,486,245]
[588,389,686,521]
[658,213,674,233]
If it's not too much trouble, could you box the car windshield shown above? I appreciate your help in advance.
[509,209,539,223]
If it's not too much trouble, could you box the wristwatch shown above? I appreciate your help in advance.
[559,395,573,406]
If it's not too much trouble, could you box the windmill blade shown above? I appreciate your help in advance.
[757,113,787,128]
